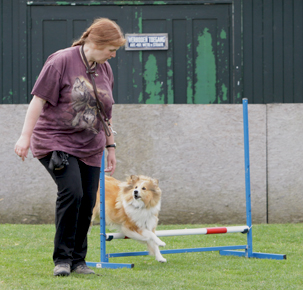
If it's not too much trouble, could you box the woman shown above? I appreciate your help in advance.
[14,18,126,276]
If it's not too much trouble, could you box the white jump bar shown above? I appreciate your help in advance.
[106,226,250,240]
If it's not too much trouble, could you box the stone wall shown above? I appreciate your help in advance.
[0,104,301,224]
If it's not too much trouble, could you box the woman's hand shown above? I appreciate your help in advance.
[104,148,116,176]
[14,95,45,161]
[104,118,116,175]
[14,135,31,161]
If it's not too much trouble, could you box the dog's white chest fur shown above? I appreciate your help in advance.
[123,200,160,231]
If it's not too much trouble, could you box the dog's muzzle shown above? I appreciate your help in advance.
[134,190,141,199]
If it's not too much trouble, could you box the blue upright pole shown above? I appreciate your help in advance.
[100,153,108,263]
[87,153,134,268]
[242,98,253,257]
[220,99,285,260]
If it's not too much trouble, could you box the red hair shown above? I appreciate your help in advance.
[72,18,126,48]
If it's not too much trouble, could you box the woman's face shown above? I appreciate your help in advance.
[91,44,120,64]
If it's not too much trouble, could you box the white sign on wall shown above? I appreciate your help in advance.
[125,33,168,51]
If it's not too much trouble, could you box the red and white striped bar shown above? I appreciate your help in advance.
[106,226,250,240]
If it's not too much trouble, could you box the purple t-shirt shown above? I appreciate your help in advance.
[30,46,114,167]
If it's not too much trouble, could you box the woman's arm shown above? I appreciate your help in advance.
[104,119,116,175]
[14,95,46,161]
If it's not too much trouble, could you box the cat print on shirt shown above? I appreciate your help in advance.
[71,77,99,134]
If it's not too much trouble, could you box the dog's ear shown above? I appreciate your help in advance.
[153,178,159,186]
[128,175,139,183]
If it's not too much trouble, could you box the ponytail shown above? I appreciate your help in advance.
[72,30,91,47]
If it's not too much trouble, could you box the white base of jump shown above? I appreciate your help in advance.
[106,226,250,241]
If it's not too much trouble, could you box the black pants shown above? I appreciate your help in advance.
[39,154,100,268]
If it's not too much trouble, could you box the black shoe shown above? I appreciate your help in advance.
[72,264,95,274]
[53,263,71,276]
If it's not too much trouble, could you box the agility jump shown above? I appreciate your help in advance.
[87,99,286,269]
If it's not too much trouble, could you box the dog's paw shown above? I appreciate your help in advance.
[158,240,166,247]
[157,256,167,263]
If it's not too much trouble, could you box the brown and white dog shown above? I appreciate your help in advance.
[91,175,167,263]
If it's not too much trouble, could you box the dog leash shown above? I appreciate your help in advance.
[81,44,112,137]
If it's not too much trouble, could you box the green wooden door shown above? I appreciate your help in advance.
[130,5,232,104]
[30,5,124,102]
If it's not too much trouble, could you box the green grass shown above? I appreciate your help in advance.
[0,223,302,289]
